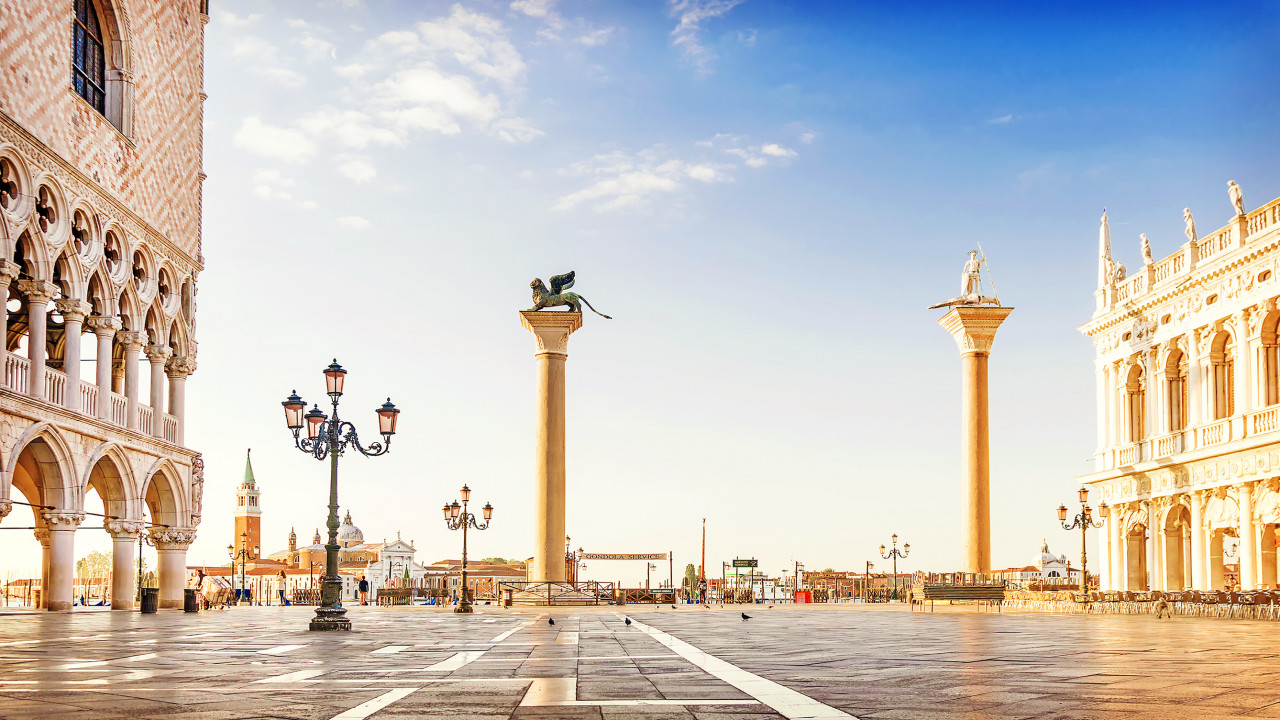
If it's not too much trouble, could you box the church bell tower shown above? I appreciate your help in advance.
[234,449,262,555]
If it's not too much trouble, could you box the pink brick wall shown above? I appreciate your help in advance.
[0,0,205,259]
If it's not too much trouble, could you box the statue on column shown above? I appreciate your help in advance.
[929,250,1001,309]
[1140,234,1153,265]
[1228,180,1245,216]
[526,270,612,319]
[1184,208,1197,243]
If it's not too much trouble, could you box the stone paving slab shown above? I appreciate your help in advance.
[0,605,1277,718]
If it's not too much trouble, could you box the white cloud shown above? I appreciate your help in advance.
[720,139,798,168]
[253,67,307,89]
[555,147,732,212]
[216,10,262,27]
[737,29,757,45]
[669,0,745,74]
[231,36,280,59]
[990,113,1014,124]
[295,33,337,61]
[511,0,558,19]
[760,143,796,158]
[338,156,377,184]
[416,6,526,85]
[299,109,404,148]
[338,216,371,229]
[575,27,615,47]
[234,118,317,163]
[250,169,316,210]
[799,132,816,144]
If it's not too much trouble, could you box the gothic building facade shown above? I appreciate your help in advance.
[0,0,206,610]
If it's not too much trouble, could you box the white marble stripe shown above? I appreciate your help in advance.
[425,650,485,671]
[370,645,410,654]
[255,668,326,684]
[489,619,537,643]
[625,617,855,720]
[519,677,761,708]
[329,687,418,719]
[260,644,307,655]
[554,631,579,645]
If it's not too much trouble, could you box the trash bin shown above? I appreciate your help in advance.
[504,589,513,608]
[184,588,199,613]
[140,587,159,614]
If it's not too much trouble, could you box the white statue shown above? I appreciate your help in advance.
[929,249,1000,309]
[1112,261,1127,284]
[1184,208,1197,243]
[1140,234,1153,265]
[1229,180,1244,216]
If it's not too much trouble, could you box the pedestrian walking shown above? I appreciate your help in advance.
[358,576,369,605]
[278,571,288,605]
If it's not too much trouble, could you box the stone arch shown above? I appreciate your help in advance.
[117,284,142,332]
[28,174,70,250]
[167,317,190,359]
[129,243,156,304]
[5,423,80,514]
[86,271,112,317]
[0,146,34,233]
[1261,310,1280,406]
[1209,328,1235,419]
[101,225,127,285]
[1123,362,1146,442]
[67,200,101,265]
[82,442,138,522]
[13,229,51,284]
[140,458,186,528]
[143,304,165,346]
[52,249,87,302]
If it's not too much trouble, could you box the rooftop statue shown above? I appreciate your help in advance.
[929,250,1001,309]
[1184,208,1197,243]
[1229,180,1245,216]
[1140,234,1153,265]
[527,270,612,319]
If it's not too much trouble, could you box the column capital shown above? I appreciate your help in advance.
[166,355,197,377]
[41,511,85,529]
[18,280,58,303]
[0,260,19,285]
[520,311,583,356]
[149,527,196,549]
[145,344,172,363]
[33,527,50,546]
[54,298,92,322]
[86,315,122,335]
[937,306,1015,356]
[0,499,10,521]
[118,330,148,350]
[104,519,145,539]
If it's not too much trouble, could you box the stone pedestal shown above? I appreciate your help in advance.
[520,311,583,583]
[938,306,1013,574]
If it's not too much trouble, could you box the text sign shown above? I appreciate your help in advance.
[581,553,668,561]
[732,559,758,568]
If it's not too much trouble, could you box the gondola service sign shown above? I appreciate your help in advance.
[580,553,668,561]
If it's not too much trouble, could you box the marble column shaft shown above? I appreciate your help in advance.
[19,281,56,400]
[106,520,143,611]
[42,513,84,611]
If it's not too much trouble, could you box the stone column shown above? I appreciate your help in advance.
[1096,362,1109,455]
[87,316,120,420]
[55,299,91,412]
[520,311,583,583]
[119,331,147,430]
[34,527,50,608]
[937,306,1013,574]
[1109,506,1124,590]
[145,345,170,438]
[1209,528,1225,590]
[18,280,56,400]
[1098,512,1112,591]
[0,261,18,376]
[1239,483,1257,589]
[1235,310,1254,418]
[1188,329,1204,433]
[1191,492,1206,589]
[1145,502,1156,590]
[151,528,195,609]
[166,357,194,445]
[42,512,84,611]
[105,520,143,611]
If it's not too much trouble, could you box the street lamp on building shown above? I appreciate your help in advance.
[879,534,910,601]
[442,484,492,614]
[1058,487,1108,596]
[280,360,399,631]
[227,531,258,605]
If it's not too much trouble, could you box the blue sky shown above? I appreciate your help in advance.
[27,0,1280,583]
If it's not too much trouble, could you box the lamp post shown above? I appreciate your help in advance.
[280,360,400,631]
[879,534,910,601]
[136,531,154,601]
[1058,487,1109,597]
[442,484,492,614]
[227,532,258,605]
[864,560,873,602]
[646,562,656,590]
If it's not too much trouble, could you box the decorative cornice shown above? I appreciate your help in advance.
[104,519,145,538]
[145,344,172,362]
[118,330,148,349]
[86,315,122,334]
[937,306,1015,356]
[18,280,57,303]
[166,355,196,377]
[148,528,196,549]
[41,512,85,529]
[54,298,92,321]
[520,311,583,356]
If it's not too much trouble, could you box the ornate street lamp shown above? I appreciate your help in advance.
[281,360,399,631]
[1058,486,1108,597]
[442,484,492,614]
[646,562,657,590]
[227,531,258,605]
[879,534,910,601]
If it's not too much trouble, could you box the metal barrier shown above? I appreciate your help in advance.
[498,581,617,606]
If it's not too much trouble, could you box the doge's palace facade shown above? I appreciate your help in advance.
[1080,187,1280,593]
[0,0,206,610]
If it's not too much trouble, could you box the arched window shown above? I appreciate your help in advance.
[1210,331,1235,420]
[1165,349,1188,432]
[72,0,107,114]
[1125,364,1145,442]
[1261,312,1280,406]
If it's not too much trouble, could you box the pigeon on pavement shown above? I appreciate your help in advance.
[741,612,752,620]
[624,617,632,626]
[548,618,555,626]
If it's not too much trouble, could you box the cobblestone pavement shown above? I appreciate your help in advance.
[0,604,1278,719]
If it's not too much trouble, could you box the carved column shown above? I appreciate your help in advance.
[55,299,91,412]
[0,261,18,376]
[151,528,196,609]
[520,311,582,582]
[937,306,1014,573]
[33,527,50,608]
[1187,329,1204,436]
[1098,508,1112,591]
[19,280,56,400]
[145,345,170,438]
[1239,482,1257,589]
[1096,361,1110,458]
[105,520,144,610]
[1190,492,1206,589]
[1109,503,1124,590]
[119,331,147,430]
[41,512,84,611]
[167,357,195,445]
[87,316,120,420]
[1235,310,1254,422]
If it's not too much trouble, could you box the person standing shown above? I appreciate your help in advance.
[277,570,288,605]
[358,576,369,606]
